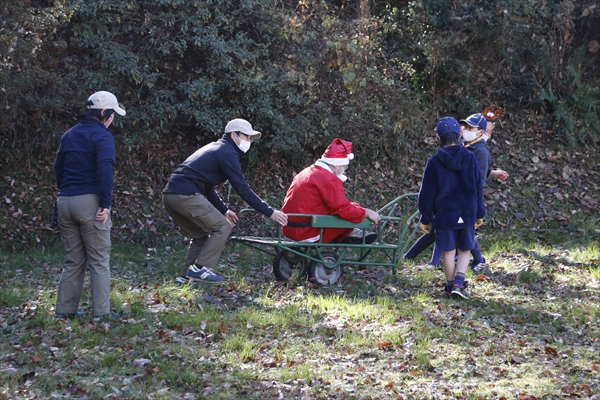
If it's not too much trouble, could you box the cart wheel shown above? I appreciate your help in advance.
[273,250,309,281]
[309,252,343,285]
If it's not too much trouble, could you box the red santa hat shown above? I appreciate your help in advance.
[320,138,354,166]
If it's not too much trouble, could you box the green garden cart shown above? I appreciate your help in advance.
[229,193,421,285]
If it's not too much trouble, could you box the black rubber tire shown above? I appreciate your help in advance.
[309,252,343,285]
[273,250,309,281]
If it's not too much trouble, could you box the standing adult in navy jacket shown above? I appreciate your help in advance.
[418,117,485,299]
[163,118,288,284]
[54,91,125,321]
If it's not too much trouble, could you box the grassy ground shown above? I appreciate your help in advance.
[1,229,599,399]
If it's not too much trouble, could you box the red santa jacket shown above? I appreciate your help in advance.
[281,164,366,242]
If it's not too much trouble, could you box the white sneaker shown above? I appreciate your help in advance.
[471,262,487,272]
[417,263,438,270]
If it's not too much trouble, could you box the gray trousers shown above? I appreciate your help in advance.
[162,193,232,276]
[56,194,112,317]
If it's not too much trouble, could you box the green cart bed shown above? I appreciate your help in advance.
[229,193,421,284]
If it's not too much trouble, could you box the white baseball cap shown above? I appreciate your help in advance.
[87,91,126,116]
[224,118,261,139]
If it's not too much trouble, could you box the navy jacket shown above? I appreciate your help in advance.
[54,118,115,209]
[163,134,274,217]
[418,145,485,229]
[465,139,491,182]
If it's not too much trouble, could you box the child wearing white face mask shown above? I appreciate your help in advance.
[407,111,509,272]
[458,113,509,271]
[460,114,509,183]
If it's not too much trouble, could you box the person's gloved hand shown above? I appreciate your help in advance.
[474,218,484,229]
[420,223,430,234]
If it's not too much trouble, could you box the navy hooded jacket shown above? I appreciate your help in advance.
[418,144,485,229]
[162,134,274,217]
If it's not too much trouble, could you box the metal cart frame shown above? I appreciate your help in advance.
[229,193,421,284]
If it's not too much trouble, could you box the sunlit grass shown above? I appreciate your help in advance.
[1,232,599,398]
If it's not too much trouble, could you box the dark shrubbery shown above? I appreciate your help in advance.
[2,0,598,171]
[1,0,599,247]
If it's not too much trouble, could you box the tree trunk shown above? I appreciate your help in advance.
[359,0,370,18]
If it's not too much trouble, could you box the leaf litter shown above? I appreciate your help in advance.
[2,243,598,399]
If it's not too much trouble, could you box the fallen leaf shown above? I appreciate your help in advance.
[511,353,524,364]
[377,341,393,350]
[517,395,537,400]
[544,346,558,357]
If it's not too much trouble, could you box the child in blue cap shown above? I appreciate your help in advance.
[406,112,508,271]
[461,113,509,271]
[418,117,486,299]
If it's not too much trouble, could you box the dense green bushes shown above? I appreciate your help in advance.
[382,0,599,142]
[1,0,599,249]
[1,0,598,176]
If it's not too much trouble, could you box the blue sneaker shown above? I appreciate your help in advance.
[186,265,225,284]
[54,312,85,320]
[92,312,120,323]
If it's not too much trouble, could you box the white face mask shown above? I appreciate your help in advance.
[235,133,252,153]
[481,134,490,142]
[462,129,478,142]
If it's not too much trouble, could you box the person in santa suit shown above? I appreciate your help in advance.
[281,138,380,243]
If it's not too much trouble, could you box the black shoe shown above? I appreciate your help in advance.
[451,284,470,299]
[363,232,378,244]
[342,229,378,244]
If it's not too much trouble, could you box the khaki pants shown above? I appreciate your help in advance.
[56,194,112,317]
[162,193,232,276]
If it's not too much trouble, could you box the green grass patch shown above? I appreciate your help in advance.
[1,236,599,398]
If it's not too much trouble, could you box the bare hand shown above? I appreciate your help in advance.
[225,209,238,227]
[270,210,288,226]
[490,169,509,181]
[365,208,381,224]
[96,207,110,224]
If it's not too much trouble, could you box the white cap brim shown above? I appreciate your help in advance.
[114,106,126,116]
[246,130,261,139]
